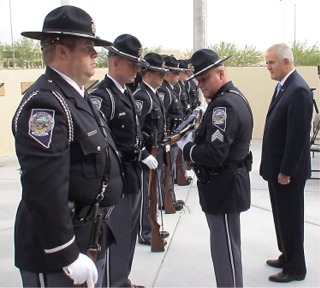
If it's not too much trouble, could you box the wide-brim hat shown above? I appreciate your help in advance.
[163,55,182,72]
[187,49,231,80]
[21,5,112,47]
[178,59,191,72]
[142,53,168,73]
[105,34,149,68]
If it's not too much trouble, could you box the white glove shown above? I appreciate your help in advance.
[141,155,158,169]
[177,132,193,150]
[165,144,171,153]
[63,253,98,288]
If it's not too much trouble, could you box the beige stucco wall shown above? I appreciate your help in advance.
[1,67,319,157]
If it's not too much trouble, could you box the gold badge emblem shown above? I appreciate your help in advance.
[91,20,96,35]
[137,47,142,57]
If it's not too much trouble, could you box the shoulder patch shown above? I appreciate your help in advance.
[28,109,55,148]
[90,96,103,110]
[158,92,165,103]
[135,100,143,116]
[212,107,227,131]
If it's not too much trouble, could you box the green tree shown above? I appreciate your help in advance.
[209,42,263,66]
[292,41,320,66]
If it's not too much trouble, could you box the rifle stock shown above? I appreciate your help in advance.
[164,151,176,214]
[149,130,165,252]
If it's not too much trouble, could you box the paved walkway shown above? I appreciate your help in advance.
[1,140,319,287]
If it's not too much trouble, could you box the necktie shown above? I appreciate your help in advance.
[275,83,282,97]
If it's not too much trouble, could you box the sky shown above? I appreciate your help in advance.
[0,0,319,52]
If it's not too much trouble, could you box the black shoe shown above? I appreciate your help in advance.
[138,239,167,246]
[138,239,151,246]
[160,230,170,239]
[174,202,184,211]
[266,259,284,268]
[175,199,185,205]
[268,271,305,283]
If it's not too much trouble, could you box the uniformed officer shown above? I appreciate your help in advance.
[177,49,253,287]
[158,56,184,210]
[133,53,169,245]
[12,6,124,288]
[89,34,156,287]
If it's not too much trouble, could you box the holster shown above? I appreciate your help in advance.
[191,163,210,184]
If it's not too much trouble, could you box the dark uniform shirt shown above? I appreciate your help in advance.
[90,75,144,194]
[12,67,124,272]
[183,81,254,214]
[158,79,184,134]
[133,81,166,164]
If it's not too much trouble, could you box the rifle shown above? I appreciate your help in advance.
[148,129,165,252]
[164,147,176,214]
[176,149,187,185]
[161,106,204,147]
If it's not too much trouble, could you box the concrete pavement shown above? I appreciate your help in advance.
[0,139,319,287]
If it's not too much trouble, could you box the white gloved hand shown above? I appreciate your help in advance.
[177,132,194,150]
[141,155,158,169]
[63,253,98,288]
[165,144,171,153]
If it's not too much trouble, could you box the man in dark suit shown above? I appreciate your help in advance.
[12,5,124,287]
[260,43,313,283]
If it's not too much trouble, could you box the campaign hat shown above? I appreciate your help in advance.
[142,53,168,73]
[106,34,149,67]
[188,49,231,80]
[21,5,112,47]
[163,56,182,72]
[178,59,192,71]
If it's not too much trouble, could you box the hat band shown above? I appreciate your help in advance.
[42,30,96,39]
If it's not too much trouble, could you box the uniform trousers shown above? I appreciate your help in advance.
[138,165,165,243]
[20,257,106,287]
[205,212,243,288]
[268,180,306,275]
[169,144,179,201]
[105,193,141,287]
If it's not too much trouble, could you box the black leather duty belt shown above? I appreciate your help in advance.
[207,161,245,175]
[119,150,141,162]
[68,202,114,221]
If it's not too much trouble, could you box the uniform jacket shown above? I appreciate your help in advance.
[133,81,166,166]
[90,75,143,194]
[12,67,124,272]
[260,70,313,182]
[158,80,184,133]
[183,81,253,214]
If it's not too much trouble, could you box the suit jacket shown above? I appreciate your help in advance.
[260,70,313,182]
[12,67,124,272]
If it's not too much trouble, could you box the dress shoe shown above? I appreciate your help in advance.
[138,239,151,245]
[269,271,305,283]
[160,230,170,239]
[174,202,184,211]
[266,259,284,268]
[138,239,167,246]
[175,199,185,205]
[131,285,145,288]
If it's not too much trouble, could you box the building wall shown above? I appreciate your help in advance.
[1,67,319,157]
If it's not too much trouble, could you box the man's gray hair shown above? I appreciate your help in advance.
[267,43,294,64]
